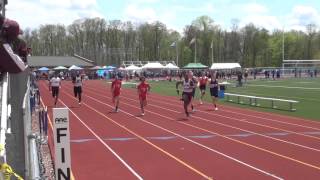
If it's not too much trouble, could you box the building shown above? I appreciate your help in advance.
[27,55,94,68]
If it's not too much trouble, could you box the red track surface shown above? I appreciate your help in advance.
[39,80,320,180]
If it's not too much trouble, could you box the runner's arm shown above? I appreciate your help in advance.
[176,81,182,94]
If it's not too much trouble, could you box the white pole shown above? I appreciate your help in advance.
[211,41,214,64]
[194,38,197,63]
[282,28,285,75]
[176,43,178,66]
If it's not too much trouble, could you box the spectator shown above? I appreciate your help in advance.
[272,70,275,80]
[244,70,248,83]
[264,70,268,79]
[237,71,243,87]
[253,69,257,80]
[276,70,280,79]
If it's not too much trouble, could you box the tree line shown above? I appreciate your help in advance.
[23,16,320,67]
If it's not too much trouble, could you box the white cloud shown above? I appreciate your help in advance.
[123,3,180,32]
[285,5,320,31]
[240,15,282,30]
[235,3,280,31]
[129,0,159,3]
[173,3,214,13]
[242,3,268,14]
[38,0,97,9]
[123,4,157,23]
[122,1,216,33]
[6,0,102,29]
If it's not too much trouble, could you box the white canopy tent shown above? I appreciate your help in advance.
[165,63,179,69]
[210,63,241,70]
[69,65,83,70]
[142,62,165,69]
[125,65,141,71]
[53,66,68,70]
[118,67,125,71]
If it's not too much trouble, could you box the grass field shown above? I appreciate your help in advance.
[124,77,320,121]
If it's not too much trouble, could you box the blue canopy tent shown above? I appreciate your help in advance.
[107,65,116,69]
[38,67,49,71]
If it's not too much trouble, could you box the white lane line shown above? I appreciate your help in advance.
[80,91,283,180]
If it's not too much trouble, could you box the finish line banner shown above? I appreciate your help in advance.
[53,108,71,180]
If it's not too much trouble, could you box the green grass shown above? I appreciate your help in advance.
[124,78,320,121]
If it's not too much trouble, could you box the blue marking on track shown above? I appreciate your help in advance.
[303,131,320,135]
[71,139,96,143]
[188,135,215,139]
[148,136,176,140]
[106,137,137,141]
[70,131,320,143]
[265,132,289,136]
[229,133,253,137]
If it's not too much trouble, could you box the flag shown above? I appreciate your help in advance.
[189,38,196,45]
[170,41,176,47]
[210,41,213,49]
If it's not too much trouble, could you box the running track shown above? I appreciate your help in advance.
[38,80,320,180]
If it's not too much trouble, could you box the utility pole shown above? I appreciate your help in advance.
[194,37,197,63]
[211,41,214,64]
[282,27,285,75]
[176,42,179,66]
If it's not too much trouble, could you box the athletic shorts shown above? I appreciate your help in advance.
[74,86,82,95]
[139,94,147,101]
[182,92,193,102]
[210,88,218,98]
[113,91,120,97]
[199,85,206,92]
[52,87,59,97]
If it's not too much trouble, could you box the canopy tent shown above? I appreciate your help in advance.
[102,65,116,70]
[38,67,49,71]
[142,62,165,69]
[68,65,83,70]
[165,63,179,69]
[125,65,141,71]
[53,66,67,70]
[90,66,103,70]
[210,63,241,70]
[107,65,116,69]
[182,63,208,69]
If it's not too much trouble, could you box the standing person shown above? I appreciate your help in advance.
[276,69,281,79]
[244,70,248,83]
[209,73,219,111]
[198,73,208,105]
[49,74,61,106]
[137,76,151,116]
[237,71,243,87]
[111,76,122,112]
[176,73,195,118]
[72,73,83,105]
[272,70,275,80]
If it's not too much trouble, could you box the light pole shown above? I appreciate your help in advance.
[282,27,285,74]
[194,37,197,63]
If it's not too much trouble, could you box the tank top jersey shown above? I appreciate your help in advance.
[183,80,194,93]
[209,79,218,90]
[74,77,82,87]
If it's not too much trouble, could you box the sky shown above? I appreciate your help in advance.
[5,0,320,33]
